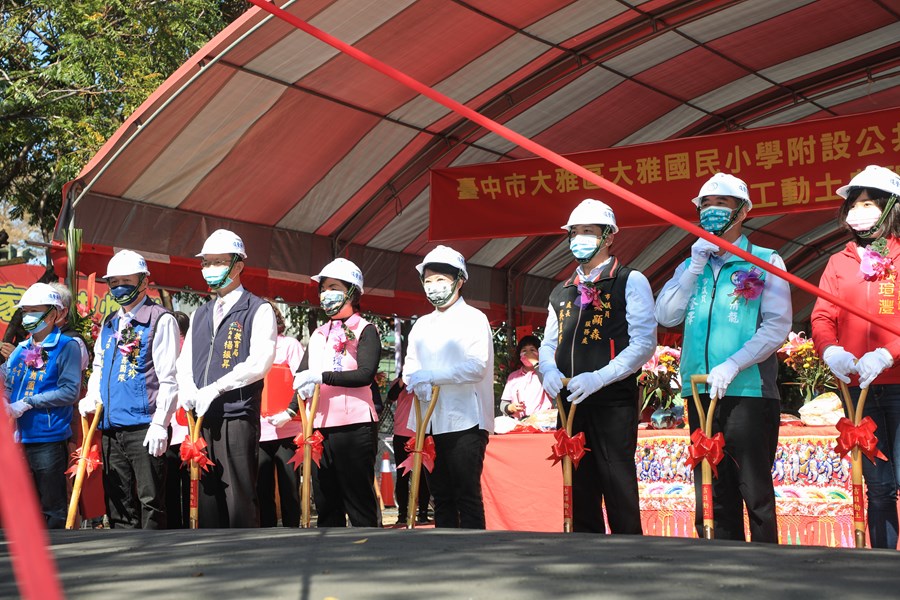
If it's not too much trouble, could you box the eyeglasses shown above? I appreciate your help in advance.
[200,258,232,268]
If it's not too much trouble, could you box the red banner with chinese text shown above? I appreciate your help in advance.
[430,107,900,240]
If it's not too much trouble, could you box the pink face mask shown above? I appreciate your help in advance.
[846,206,882,232]
[520,351,537,368]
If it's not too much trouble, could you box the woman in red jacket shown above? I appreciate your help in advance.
[811,165,900,549]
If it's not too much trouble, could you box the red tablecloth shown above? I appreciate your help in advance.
[481,426,857,546]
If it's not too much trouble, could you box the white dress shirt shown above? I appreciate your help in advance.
[84,299,181,428]
[176,285,277,399]
[654,235,792,371]
[539,259,657,385]
[403,297,495,435]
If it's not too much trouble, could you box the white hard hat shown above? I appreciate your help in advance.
[196,229,247,259]
[17,283,64,309]
[836,165,900,199]
[416,245,468,280]
[104,249,150,279]
[312,258,365,294]
[692,173,751,209]
[561,199,619,233]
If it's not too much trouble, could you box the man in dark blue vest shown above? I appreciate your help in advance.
[177,229,277,528]
[80,250,180,529]
[538,199,657,534]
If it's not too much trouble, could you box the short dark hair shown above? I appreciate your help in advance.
[839,187,900,241]
[516,334,541,355]
[421,263,464,281]
[173,311,190,337]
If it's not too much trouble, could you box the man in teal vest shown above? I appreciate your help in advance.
[655,173,791,543]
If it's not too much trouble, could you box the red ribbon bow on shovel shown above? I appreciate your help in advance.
[547,429,589,469]
[65,443,102,478]
[398,436,436,474]
[288,430,325,470]
[180,435,215,471]
[685,428,726,477]
[834,416,888,464]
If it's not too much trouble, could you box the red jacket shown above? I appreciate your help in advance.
[811,236,900,385]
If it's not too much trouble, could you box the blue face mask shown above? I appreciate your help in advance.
[569,235,601,263]
[699,206,735,235]
[110,284,141,306]
[22,309,51,334]
[202,264,233,290]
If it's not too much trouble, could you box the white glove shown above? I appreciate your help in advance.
[267,411,293,428]
[567,371,606,405]
[707,358,740,400]
[142,423,168,457]
[406,370,434,388]
[857,348,893,389]
[79,396,101,417]
[688,238,720,275]
[540,366,565,399]
[6,400,32,419]
[822,346,858,384]
[410,382,431,403]
[293,370,322,399]
[195,385,221,417]
[177,391,196,412]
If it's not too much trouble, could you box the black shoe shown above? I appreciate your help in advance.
[395,516,407,526]
[416,513,431,524]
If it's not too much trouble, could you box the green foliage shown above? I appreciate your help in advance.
[0,1,248,239]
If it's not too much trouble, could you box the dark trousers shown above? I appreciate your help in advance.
[101,426,167,529]
[686,393,780,543]
[164,440,190,529]
[258,437,301,527]
[568,401,642,534]
[199,415,260,528]
[430,426,489,529]
[313,421,379,527]
[23,440,69,529]
[393,434,431,521]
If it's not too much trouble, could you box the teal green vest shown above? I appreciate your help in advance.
[680,237,779,399]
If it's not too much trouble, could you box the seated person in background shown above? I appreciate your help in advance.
[500,335,553,419]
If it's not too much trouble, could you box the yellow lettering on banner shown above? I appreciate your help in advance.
[609,161,633,185]
[457,178,479,200]
[820,131,851,162]
[504,173,526,198]
[635,157,661,184]
[814,172,842,203]
[856,126,886,157]
[879,282,896,297]
[781,177,811,206]
[725,145,752,174]
[755,141,783,170]
[664,153,690,181]
[555,168,580,193]
[750,181,777,208]
[879,299,895,315]
[480,176,502,200]
[787,136,815,166]
[0,283,26,323]
[581,163,604,189]
[530,170,553,196]
[892,122,900,151]
[694,149,720,177]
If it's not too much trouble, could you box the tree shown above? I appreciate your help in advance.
[0,1,249,245]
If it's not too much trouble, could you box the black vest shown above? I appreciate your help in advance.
[548,257,638,406]
[191,290,267,420]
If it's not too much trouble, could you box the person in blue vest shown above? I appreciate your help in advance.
[79,250,180,529]
[655,173,792,543]
[538,200,657,534]
[4,283,82,528]
[176,229,277,528]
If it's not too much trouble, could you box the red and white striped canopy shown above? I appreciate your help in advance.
[61,0,900,325]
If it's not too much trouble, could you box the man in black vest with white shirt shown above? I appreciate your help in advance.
[176,229,277,528]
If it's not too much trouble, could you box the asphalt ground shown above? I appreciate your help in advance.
[2,527,898,600]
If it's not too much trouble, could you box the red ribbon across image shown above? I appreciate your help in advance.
[834,416,888,464]
[65,443,102,478]
[686,429,726,477]
[547,429,589,469]
[398,436,436,474]
[288,430,325,469]
[180,435,215,471]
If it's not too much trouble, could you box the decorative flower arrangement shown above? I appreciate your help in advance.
[860,238,895,282]
[778,331,836,404]
[575,281,609,310]
[113,323,141,356]
[730,267,765,304]
[638,345,682,411]
[23,344,49,369]
[330,322,356,355]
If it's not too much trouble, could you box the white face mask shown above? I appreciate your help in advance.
[846,206,883,233]
[424,279,457,307]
